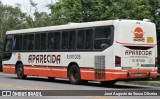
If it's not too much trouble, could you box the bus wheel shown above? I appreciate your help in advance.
[100,81,117,86]
[48,77,55,81]
[68,65,81,84]
[16,63,27,79]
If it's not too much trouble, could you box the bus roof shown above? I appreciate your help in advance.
[6,20,154,35]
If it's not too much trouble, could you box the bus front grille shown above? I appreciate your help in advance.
[94,56,105,80]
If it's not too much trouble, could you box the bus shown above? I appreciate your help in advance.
[3,19,158,85]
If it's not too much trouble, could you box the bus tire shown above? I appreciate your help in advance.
[68,65,81,85]
[100,81,117,86]
[16,63,27,79]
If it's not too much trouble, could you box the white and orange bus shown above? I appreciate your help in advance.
[3,19,158,85]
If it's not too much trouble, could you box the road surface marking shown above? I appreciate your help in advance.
[0,83,43,90]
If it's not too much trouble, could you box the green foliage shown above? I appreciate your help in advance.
[34,12,52,27]
[48,0,160,26]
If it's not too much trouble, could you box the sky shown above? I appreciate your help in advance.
[0,0,58,14]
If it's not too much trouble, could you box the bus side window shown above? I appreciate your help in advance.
[54,32,60,50]
[28,34,34,50]
[94,27,112,50]
[13,35,22,51]
[77,30,85,49]
[47,33,54,50]
[62,31,69,50]
[4,39,13,60]
[68,31,75,50]
[41,33,46,50]
[35,34,41,50]
[22,35,28,50]
[85,29,93,50]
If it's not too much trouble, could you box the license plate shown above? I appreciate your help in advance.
[135,73,142,77]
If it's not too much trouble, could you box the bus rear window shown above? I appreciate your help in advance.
[124,46,152,50]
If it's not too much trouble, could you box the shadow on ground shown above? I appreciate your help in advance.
[6,76,151,89]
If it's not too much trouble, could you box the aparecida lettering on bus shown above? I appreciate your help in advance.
[28,55,61,64]
[125,50,152,56]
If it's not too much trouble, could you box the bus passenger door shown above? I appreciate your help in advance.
[3,39,13,60]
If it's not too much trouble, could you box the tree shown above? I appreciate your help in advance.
[48,0,160,24]
[26,0,52,27]
[0,2,30,71]
[34,12,52,27]
[0,1,4,62]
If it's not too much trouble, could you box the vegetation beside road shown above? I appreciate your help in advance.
[123,76,160,86]
[125,80,160,86]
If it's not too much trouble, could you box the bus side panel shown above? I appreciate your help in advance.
[80,68,95,80]
[3,64,16,74]
[24,66,68,78]
[80,45,115,81]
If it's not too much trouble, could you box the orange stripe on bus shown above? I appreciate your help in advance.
[3,65,15,74]
[24,66,68,78]
[3,64,157,81]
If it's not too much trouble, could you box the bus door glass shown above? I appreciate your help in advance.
[4,36,13,60]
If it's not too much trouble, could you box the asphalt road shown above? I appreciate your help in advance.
[0,72,160,99]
